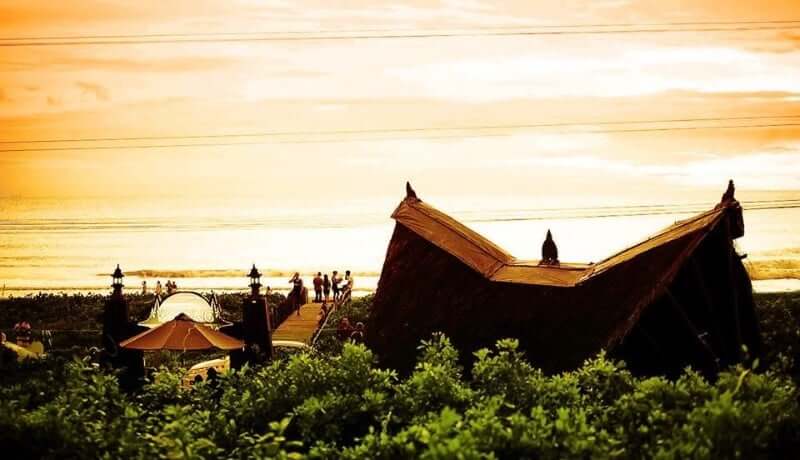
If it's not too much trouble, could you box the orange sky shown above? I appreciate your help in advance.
[1,0,799,203]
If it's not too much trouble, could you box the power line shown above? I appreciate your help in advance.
[3,115,799,145]
[2,25,799,46]
[458,198,800,215]
[581,122,800,134]
[3,19,799,42]
[2,122,799,153]
[464,203,800,223]
[7,20,800,40]
[0,199,795,228]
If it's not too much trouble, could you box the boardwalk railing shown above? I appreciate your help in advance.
[311,291,350,346]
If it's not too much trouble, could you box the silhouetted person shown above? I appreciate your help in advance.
[205,367,222,400]
[332,270,341,302]
[289,272,303,314]
[342,270,354,303]
[206,367,218,383]
[323,274,331,304]
[141,280,147,295]
[350,322,365,344]
[313,272,323,303]
[337,317,353,340]
[540,229,559,266]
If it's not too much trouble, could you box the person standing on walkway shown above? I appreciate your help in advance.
[322,274,331,304]
[313,272,323,303]
[141,280,147,295]
[331,270,341,302]
[155,280,163,297]
[342,270,354,303]
[289,272,303,315]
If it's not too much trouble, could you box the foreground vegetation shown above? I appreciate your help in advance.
[2,335,799,459]
[1,292,799,458]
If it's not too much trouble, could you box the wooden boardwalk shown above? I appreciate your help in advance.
[272,302,323,344]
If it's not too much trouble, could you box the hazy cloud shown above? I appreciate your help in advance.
[33,55,238,73]
[76,81,110,102]
[1,0,799,198]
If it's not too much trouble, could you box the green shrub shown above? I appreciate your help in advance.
[1,290,800,458]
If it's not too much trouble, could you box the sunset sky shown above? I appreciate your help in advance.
[1,0,799,206]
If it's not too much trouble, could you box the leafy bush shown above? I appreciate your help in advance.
[314,294,373,355]
[1,333,799,459]
[1,292,799,458]
[756,292,800,380]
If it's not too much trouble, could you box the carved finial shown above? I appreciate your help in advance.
[540,229,559,266]
[721,179,735,203]
[406,181,418,200]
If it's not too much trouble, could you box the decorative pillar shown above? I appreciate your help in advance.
[540,230,560,266]
[230,265,273,369]
[101,265,144,388]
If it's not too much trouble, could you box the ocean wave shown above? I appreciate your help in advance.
[754,247,800,257]
[80,254,800,285]
[102,261,800,282]
[746,259,800,281]
[107,269,381,278]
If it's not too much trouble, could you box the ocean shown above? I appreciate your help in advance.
[1,193,798,297]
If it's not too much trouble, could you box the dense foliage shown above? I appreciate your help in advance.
[1,292,799,458]
[753,292,800,381]
[1,335,799,459]
[314,294,373,354]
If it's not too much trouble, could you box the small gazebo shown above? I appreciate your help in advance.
[140,291,229,329]
[121,313,243,351]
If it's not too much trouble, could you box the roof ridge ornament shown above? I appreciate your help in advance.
[721,179,735,203]
[540,229,560,266]
[406,181,419,201]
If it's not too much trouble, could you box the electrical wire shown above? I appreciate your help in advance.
[3,115,799,145]
[3,19,800,42]
[2,122,799,153]
[463,202,800,223]
[2,24,799,46]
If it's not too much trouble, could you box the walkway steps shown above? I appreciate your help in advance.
[272,302,323,344]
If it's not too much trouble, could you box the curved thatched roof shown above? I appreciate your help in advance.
[391,193,732,288]
[370,183,755,374]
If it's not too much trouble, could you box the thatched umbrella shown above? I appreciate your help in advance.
[120,313,243,351]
